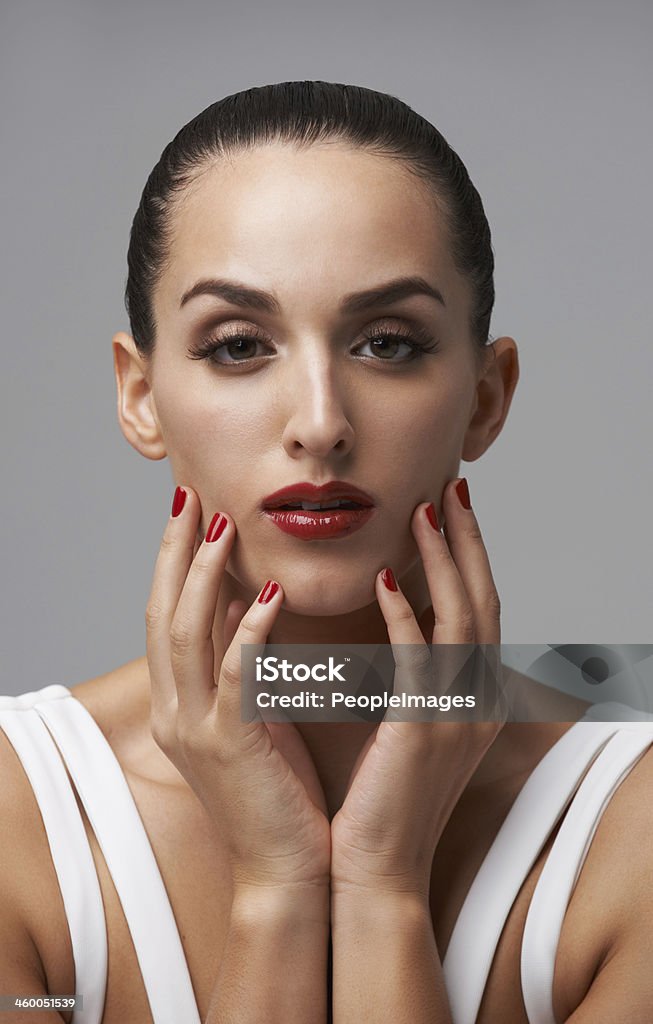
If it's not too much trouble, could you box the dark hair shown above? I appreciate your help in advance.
[125,81,495,359]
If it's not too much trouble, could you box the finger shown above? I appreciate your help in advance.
[439,478,501,645]
[146,485,205,725]
[216,579,285,747]
[169,507,236,720]
[223,599,249,652]
[374,567,435,716]
[410,490,476,645]
[375,567,476,718]
[375,567,425,647]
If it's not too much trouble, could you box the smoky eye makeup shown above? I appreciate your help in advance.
[185,316,442,369]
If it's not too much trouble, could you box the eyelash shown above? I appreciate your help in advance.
[187,322,440,367]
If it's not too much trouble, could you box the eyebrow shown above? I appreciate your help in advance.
[179,275,446,314]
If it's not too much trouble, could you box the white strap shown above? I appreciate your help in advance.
[0,684,75,711]
[0,697,108,1024]
[521,725,653,1024]
[37,694,201,1024]
[442,722,620,1024]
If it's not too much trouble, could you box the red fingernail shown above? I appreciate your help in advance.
[258,579,280,604]
[381,568,398,592]
[425,503,441,532]
[205,513,227,542]
[455,478,471,510]
[171,486,187,517]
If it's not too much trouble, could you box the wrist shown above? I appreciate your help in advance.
[331,886,431,932]
[231,881,330,928]
[330,868,431,903]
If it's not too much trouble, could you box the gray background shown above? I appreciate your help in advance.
[1,0,651,696]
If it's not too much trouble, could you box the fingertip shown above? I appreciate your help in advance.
[257,579,282,605]
[412,500,444,534]
[203,511,237,545]
[171,485,187,518]
[443,476,471,513]
[380,567,399,592]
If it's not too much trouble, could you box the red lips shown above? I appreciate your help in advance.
[261,480,376,541]
[261,480,374,510]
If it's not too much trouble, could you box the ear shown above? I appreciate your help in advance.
[461,337,520,463]
[112,331,167,460]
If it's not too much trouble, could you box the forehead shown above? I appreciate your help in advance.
[156,141,467,318]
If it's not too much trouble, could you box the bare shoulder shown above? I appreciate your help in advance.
[0,726,74,1016]
[0,655,186,1020]
[69,655,150,737]
[555,739,653,1019]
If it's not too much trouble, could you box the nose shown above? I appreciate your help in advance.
[280,351,355,460]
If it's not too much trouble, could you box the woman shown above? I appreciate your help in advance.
[1,81,652,1024]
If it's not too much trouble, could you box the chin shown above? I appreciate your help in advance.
[279,584,378,618]
[250,564,379,617]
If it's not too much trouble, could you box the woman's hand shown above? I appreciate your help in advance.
[330,477,504,900]
[145,485,331,894]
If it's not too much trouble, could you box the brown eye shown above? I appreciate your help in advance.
[356,325,440,363]
[359,335,414,360]
[188,329,273,365]
[213,336,262,361]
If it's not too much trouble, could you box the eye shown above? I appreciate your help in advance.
[187,321,440,368]
[187,325,273,365]
[355,324,440,363]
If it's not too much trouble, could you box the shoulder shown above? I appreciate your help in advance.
[0,658,154,1000]
[554,736,653,1019]
[0,724,75,1002]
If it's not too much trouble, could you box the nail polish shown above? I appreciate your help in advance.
[258,580,280,604]
[205,513,227,542]
[381,568,398,591]
[425,503,441,532]
[171,486,186,517]
[455,478,471,510]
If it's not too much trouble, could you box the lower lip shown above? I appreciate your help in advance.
[262,506,375,540]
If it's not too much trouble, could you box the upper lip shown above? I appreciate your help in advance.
[262,480,375,509]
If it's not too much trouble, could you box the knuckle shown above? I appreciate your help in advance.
[145,600,165,631]
[174,718,214,761]
[485,589,502,618]
[458,607,476,640]
[237,616,261,643]
[466,519,484,543]
[150,716,175,754]
[219,658,241,688]
[393,602,417,625]
[189,556,213,582]
[402,644,433,674]
[169,620,195,654]
[174,718,196,750]
[159,531,178,554]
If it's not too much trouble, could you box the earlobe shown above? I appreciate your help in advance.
[112,331,167,461]
[461,337,520,462]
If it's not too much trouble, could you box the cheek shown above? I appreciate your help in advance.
[153,378,223,459]
[154,382,273,506]
[381,389,466,480]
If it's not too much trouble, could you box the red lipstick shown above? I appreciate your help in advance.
[261,480,376,541]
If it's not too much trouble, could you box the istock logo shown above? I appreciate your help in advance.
[255,656,347,683]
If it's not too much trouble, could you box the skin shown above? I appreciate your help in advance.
[113,137,522,808]
[115,140,515,635]
[2,140,653,1022]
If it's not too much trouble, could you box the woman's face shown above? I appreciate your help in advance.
[144,141,489,615]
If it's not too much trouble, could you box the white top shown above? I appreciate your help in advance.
[1,684,652,1024]
[0,685,200,1024]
